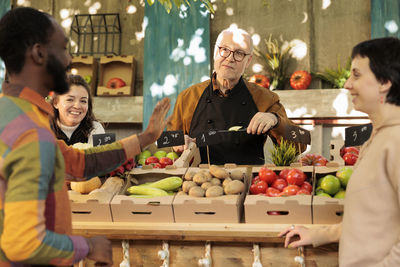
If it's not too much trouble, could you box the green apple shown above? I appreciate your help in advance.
[166,151,179,160]
[138,150,152,159]
[334,190,346,199]
[138,158,146,166]
[83,75,92,85]
[154,150,167,160]
[320,175,341,196]
[316,191,332,198]
[336,167,353,188]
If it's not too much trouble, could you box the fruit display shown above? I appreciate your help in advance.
[127,176,183,198]
[248,74,270,89]
[106,77,126,89]
[177,165,245,198]
[340,146,359,165]
[136,149,180,168]
[249,167,311,196]
[290,70,312,90]
[315,166,353,198]
[300,153,328,166]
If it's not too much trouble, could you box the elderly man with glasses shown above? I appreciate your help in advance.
[168,26,303,165]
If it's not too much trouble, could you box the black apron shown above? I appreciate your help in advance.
[189,78,265,165]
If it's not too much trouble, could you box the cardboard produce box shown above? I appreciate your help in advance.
[69,55,98,96]
[97,55,136,96]
[244,166,313,224]
[68,177,125,222]
[110,168,187,223]
[173,165,250,223]
[312,166,351,224]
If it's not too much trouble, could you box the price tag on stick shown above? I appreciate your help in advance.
[156,130,185,148]
[283,125,311,145]
[195,129,224,147]
[345,123,372,147]
[92,133,116,147]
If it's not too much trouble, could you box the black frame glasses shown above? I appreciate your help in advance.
[217,46,250,62]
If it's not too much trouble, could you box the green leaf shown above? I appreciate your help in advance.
[147,0,156,6]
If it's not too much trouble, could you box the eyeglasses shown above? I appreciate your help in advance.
[217,46,250,62]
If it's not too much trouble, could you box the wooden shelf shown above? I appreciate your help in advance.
[93,96,143,123]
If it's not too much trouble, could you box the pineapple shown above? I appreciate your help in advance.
[269,137,299,166]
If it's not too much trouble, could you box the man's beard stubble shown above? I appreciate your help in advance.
[46,54,69,95]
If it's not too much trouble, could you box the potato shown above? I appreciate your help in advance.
[176,191,187,196]
[224,180,245,195]
[184,171,196,181]
[182,181,197,193]
[209,165,229,179]
[201,182,213,190]
[193,172,209,185]
[210,178,221,186]
[222,177,232,187]
[230,169,244,180]
[205,186,224,197]
[200,170,212,180]
[189,186,205,197]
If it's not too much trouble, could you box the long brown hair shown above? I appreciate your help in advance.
[51,74,100,141]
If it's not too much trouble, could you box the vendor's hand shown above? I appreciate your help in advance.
[86,236,113,266]
[173,135,196,152]
[247,112,278,135]
[278,225,312,248]
[139,98,171,148]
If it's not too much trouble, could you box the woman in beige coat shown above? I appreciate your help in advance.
[280,37,400,267]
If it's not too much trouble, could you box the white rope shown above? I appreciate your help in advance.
[120,240,130,267]
[158,241,169,267]
[198,241,212,267]
[252,243,263,267]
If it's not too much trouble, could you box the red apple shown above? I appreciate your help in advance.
[286,169,306,186]
[271,178,288,192]
[259,167,277,185]
[145,156,159,165]
[159,157,173,168]
[106,77,126,89]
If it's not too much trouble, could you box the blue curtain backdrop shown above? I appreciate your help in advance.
[0,0,10,92]
[371,0,400,38]
[143,1,210,130]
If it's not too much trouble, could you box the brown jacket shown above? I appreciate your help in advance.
[310,104,400,267]
[168,78,303,148]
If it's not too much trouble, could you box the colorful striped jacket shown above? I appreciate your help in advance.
[0,83,141,266]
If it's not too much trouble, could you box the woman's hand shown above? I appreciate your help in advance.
[278,225,313,248]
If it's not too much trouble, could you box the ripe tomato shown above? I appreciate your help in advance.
[250,180,268,195]
[340,146,359,157]
[248,74,270,89]
[290,70,312,90]
[279,168,291,180]
[252,175,260,185]
[343,152,358,166]
[153,163,163,168]
[265,187,281,197]
[259,167,277,185]
[267,211,282,215]
[282,185,300,196]
[286,169,306,186]
[301,153,328,166]
[300,181,313,193]
[296,189,311,195]
[271,178,288,192]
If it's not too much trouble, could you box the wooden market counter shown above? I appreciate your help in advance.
[72,222,338,267]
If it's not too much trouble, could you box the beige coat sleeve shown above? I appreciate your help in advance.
[309,223,341,247]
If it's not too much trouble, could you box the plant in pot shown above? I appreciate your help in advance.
[313,57,351,88]
[254,35,292,90]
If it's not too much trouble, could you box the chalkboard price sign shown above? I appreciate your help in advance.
[345,123,372,147]
[157,130,185,148]
[195,129,224,147]
[283,125,311,145]
[93,133,116,147]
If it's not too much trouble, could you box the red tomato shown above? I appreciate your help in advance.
[290,70,312,90]
[282,185,300,196]
[300,153,328,166]
[343,152,358,166]
[267,211,281,215]
[271,178,288,192]
[286,169,306,186]
[279,168,291,180]
[300,181,312,193]
[250,180,268,195]
[248,74,270,89]
[259,167,278,185]
[265,187,281,197]
[252,175,260,185]
[106,77,126,89]
[145,156,159,165]
[159,157,173,168]
[340,147,359,157]
[153,163,163,168]
[296,189,311,195]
